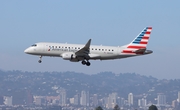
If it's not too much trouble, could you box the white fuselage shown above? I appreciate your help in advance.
[24,42,137,61]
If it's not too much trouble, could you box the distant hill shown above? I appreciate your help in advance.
[0,70,180,104]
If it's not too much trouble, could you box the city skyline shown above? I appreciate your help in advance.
[2,89,180,110]
[0,70,180,110]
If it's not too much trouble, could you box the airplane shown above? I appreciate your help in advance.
[24,27,153,66]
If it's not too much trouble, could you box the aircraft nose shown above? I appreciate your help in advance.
[24,48,33,54]
[24,48,29,54]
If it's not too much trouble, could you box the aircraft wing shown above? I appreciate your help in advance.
[75,39,91,58]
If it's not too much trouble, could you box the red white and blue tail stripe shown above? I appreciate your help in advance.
[122,27,152,54]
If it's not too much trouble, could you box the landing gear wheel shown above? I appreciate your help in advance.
[38,60,42,63]
[38,56,42,63]
[82,60,86,65]
[81,59,91,66]
[86,62,91,66]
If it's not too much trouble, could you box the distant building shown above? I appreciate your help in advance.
[128,93,133,106]
[104,97,108,108]
[69,98,74,104]
[138,98,147,107]
[59,88,66,106]
[80,90,87,106]
[46,96,60,105]
[92,94,98,106]
[4,96,12,106]
[26,90,33,105]
[86,91,89,106]
[106,92,117,109]
[74,94,79,105]
[178,91,180,102]
[172,100,178,108]
[34,96,43,105]
[110,92,117,108]
[117,97,125,107]
[52,99,59,105]
[157,93,166,106]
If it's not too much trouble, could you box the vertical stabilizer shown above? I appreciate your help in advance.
[128,27,152,48]
[122,27,152,54]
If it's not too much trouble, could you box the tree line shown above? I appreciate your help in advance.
[95,104,158,110]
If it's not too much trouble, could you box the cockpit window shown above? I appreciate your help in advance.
[31,44,37,47]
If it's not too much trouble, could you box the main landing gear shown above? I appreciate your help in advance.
[38,56,42,63]
[81,60,91,66]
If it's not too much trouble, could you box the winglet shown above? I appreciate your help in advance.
[75,39,91,56]
[85,39,91,48]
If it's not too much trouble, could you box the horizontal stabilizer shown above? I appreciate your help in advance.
[133,48,146,54]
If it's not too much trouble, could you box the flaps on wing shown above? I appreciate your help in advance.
[75,39,91,56]
[133,48,146,54]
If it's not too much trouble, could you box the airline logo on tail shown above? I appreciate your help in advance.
[122,27,152,54]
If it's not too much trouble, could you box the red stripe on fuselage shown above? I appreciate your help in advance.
[122,50,134,54]
[122,50,144,54]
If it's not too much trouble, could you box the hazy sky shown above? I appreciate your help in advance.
[0,1,180,79]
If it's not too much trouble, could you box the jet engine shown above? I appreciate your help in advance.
[61,52,77,60]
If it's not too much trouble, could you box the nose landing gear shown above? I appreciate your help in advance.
[38,56,42,63]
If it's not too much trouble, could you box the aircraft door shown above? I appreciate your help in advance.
[117,47,121,55]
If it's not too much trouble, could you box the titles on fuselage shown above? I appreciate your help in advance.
[48,46,114,54]
[50,48,77,52]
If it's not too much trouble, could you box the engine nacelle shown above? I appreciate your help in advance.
[61,52,76,60]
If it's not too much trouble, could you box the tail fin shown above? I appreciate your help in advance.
[127,27,152,49]
[122,27,152,54]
